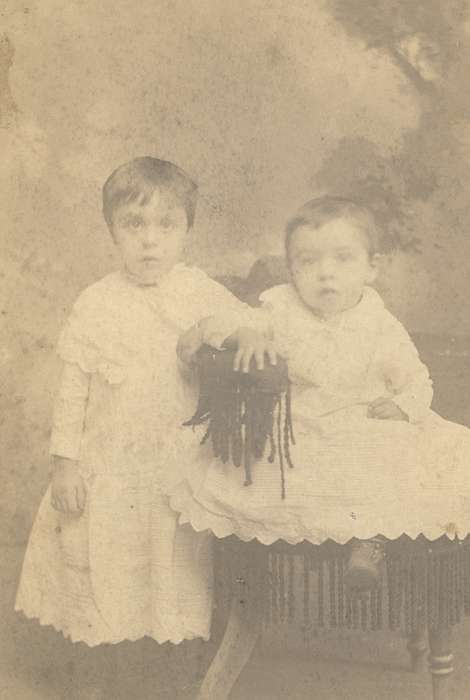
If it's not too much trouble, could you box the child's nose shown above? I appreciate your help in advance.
[318,258,335,278]
[142,226,160,248]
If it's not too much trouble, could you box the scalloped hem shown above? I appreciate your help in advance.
[15,606,210,647]
[169,485,469,547]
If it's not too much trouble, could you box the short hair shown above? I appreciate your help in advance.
[285,196,380,260]
[102,156,198,230]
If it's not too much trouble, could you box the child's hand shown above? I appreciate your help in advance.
[368,397,408,421]
[177,324,203,366]
[51,457,87,514]
[232,327,277,373]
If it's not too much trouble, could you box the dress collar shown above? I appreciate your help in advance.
[278,284,385,332]
[120,262,188,289]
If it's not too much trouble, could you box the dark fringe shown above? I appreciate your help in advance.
[216,535,470,637]
[184,353,295,499]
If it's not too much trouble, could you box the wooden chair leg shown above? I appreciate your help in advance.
[197,547,266,700]
[407,625,427,672]
[428,626,453,700]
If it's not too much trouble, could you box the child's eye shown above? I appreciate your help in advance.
[299,256,317,266]
[124,216,143,229]
[160,218,174,230]
[337,252,353,262]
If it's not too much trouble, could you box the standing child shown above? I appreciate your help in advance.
[15,156,270,698]
[172,196,470,590]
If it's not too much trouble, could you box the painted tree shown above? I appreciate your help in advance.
[320,0,470,252]
[240,2,470,331]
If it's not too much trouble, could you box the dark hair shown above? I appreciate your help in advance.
[285,196,380,261]
[102,156,198,230]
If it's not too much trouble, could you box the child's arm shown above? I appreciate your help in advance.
[176,268,273,356]
[177,319,276,373]
[49,362,89,513]
[372,315,433,423]
[223,326,277,372]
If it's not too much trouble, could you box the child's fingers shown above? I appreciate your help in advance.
[267,343,277,366]
[233,348,243,372]
[254,346,265,371]
[233,348,253,373]
[241,348,254,373]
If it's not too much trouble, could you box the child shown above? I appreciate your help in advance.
[172,195,470,590]
[15,156,271,698]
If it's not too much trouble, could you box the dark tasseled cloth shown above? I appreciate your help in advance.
[215,535,470,637]
[183,345,295,498]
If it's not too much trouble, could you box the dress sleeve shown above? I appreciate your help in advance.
[183,272,271,350]
[56,287,125,384]
[376,314,433,423]
[49,361,90,460]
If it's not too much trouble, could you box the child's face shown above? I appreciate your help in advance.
[110,189,188,284]
[288,217,378,317]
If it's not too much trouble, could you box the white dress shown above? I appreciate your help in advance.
[15,264,251,646]
[170,285,470,545]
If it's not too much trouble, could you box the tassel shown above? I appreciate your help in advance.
[352,593,360,630]
[288,553,295,623]
[434,551,442,628]
[285,381,295,445]
[360,594,368,631]
[279,552,286,623]
[272,553,280,625]
[387,554,397,630]
[303,553,310,635]
[346,589,352,629]
[377,581,383,630]
[442,552,450,628]
[456,543,464,624]
[266,552,273,626]
[449,551,456,627]
[404,555,411,636]
[429,549,438,631]
[184,346,294,497]
[283,390,295,469]
[409,559,416,634]
[329,559,337,627]
[390,551,403,631]
[422,552,428,631]
[338,556,345,627]
[318,558,325,627]
[232,387,243,467]
[243,399,253,486]
[464,542,470,615]
[276,398,286,499]
[370,587,378,631]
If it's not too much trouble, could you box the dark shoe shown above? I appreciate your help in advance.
[345,539,385,592]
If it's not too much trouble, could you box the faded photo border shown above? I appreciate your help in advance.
[2,2,470,699]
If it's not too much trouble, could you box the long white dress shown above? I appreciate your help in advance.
[169,284,470,545]
[15,263,251,646]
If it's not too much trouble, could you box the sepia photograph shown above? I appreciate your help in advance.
[2,1,470,698]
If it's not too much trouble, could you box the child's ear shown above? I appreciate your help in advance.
[367,253,382,283]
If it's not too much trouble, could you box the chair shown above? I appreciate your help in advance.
[195,264,470,699]
[198,535,466,700]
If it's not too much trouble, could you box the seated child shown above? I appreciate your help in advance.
[14,156,270,698]
[172,196,470,591]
